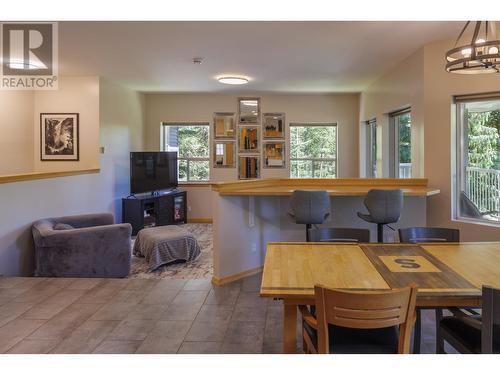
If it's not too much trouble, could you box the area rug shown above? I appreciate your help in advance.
[129,223,213,279]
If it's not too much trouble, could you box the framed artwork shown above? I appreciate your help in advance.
[263,113,285,139]
[40,113,79,161]
[238,97,261,125]
[214,142,236,168]
[213,112,236,139]
[238,126,259,152]
[263,142,285,168]
[238,156,260,179]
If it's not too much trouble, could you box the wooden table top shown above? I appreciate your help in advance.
[212,178,440,197]
[260,242,500,303]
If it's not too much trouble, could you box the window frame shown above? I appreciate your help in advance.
[161,122,211,183]
[389,108,412,179]
[366,118,377,178]
[453,93,500,227]
[288,122,338,179]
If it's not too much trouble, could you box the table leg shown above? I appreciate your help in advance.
[283,302,298,354]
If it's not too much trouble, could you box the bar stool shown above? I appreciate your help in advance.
[357,189,403,242]
[288,190,331,241]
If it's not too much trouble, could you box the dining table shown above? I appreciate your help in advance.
[259,241,500,354]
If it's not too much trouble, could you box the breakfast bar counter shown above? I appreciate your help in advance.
[210,178,440,285]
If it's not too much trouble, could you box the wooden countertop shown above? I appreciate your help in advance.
[0,168,100,184]
[211,178,440,197]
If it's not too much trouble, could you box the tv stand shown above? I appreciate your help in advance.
[122,189,187,235]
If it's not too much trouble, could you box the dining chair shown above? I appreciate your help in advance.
[357,189,403,242]
[299,284,417,354]
[438,285,500,354]
[288,190,331,241]
[307,228,370,243]
[398,226,460,354]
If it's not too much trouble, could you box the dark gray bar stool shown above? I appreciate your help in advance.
[357,189,403,242]
[288,190,330,241]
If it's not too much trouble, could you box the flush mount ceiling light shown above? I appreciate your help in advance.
[446,21,500,74]
[217,76,249,85]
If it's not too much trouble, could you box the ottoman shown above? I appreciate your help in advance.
[133,225,201,271]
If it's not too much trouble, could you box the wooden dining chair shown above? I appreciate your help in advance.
[398,226,460,354]
[299,284,417,354]
[438,286,500,354]
[307,228,370,243]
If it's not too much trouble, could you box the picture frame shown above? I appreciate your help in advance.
[40,113,79,161]
[214,141,236,168]
[263,142,285,168]
[238,156,260,180]
[263,113,285,139]
[238,97,261,125]
[238,126,259,152]
[213,112,236,139]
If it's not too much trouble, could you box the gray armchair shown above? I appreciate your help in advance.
[32,213,132,278]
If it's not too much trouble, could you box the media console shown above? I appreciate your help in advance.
[122,189,187,235]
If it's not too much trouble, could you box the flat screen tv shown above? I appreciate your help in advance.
[130,152,178,194]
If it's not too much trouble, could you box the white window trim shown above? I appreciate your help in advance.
[161,122,211,183]
[366,118,377,178]
[389,108,412,179]
[453,94,500,227]
[289,122,338,179]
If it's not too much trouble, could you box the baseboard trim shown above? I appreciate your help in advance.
[211,266,263,286]
[187,218,213,224]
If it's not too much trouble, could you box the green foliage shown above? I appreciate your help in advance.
[290,125,337,178]
[178,126,209,158]
[466,110,500,169]
[174,126,209,182]
[398,113,411,164]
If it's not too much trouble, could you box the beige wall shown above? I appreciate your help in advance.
[359,48,424,178]
[0,79,145,276]
[423,39,500,241]
[0,91,35,174]
[360,39,500,241]
[34,76,100,172]
[145,93,360,219]
[0,76,101,176]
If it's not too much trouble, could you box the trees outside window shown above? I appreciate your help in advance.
[162,124,210,182]
[390,109,412,178]
[289,123,337,178]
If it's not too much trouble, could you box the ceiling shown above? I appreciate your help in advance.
[58,21,463,93]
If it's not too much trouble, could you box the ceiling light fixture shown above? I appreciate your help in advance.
[217,76,249,85]
[446,21,500,74]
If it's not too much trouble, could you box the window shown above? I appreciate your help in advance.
[455,95,500,224]
[289,123,337,178]
[390,109,412,178]
[161,123,210,182]
[366,118,377,178]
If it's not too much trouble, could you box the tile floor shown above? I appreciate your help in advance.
[0,273,456,354]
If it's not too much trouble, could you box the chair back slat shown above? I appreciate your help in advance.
[308,228,370,243]
[314,284,417,354]
[398,227,460,243]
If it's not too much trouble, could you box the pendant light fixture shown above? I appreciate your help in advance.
[445,21,500,74]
